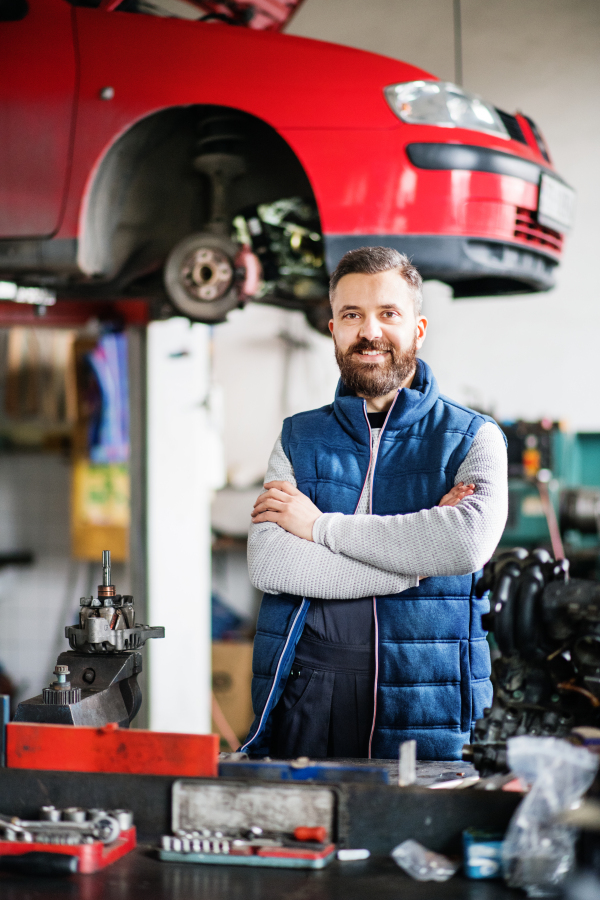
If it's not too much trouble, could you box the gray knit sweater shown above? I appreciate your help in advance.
[248,421,508,599]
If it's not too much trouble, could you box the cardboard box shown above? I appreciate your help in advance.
[212,641,254,742]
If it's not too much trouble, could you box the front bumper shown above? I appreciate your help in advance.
[324,234,558,297]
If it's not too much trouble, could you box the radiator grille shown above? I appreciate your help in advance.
[496,109,527,145]
[514,207,563,253]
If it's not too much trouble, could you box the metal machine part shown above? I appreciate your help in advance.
[14,551,164,727]
[235,197,330,334]
[163,114,261,322]
[66,550,163,653]
[463,548,600,776]
[561,487,600,535]
[0,806,131,846]
[42,666,81,705]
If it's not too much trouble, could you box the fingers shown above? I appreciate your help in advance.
[253,488,291,510]
[251,510,282,524]
[264,481,298,496]
[252,492,290,519]
[252,498,286,516]
[438,482,476,507]
[451,482,475,496]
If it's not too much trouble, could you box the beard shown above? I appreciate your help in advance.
[334,333,418,398]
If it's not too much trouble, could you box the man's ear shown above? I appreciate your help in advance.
[328,319,334,336]
[416,315,428,349]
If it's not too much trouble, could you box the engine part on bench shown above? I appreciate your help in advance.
[66,550,164,653]
[13,551,164,728]
[463,547,600,776]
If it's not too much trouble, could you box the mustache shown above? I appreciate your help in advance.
[345,338,395,357]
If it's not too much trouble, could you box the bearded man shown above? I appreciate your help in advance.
[242,247,508,761]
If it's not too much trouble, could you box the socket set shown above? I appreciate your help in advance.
[159,826,336,869]
[158,779,337,869]
[0,806,136,874]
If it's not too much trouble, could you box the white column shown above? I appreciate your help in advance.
[146,318,222,734]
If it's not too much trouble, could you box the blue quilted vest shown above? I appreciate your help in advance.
[242,359,500,760]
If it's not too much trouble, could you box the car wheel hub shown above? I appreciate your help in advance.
[182,247,233,301]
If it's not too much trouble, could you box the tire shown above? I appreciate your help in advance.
[164,232,242,323]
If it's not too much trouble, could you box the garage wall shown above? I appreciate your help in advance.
[287,0,600,430]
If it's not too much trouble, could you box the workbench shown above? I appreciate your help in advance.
[0,844,522,899]
[0,762,523,897]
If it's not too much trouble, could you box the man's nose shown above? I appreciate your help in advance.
[358,315,383,341]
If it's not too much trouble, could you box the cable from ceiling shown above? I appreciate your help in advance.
[453,0,463,86]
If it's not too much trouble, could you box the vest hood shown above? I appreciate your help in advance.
[333,358,440,440]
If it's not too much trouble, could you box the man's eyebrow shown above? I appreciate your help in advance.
[337,303,403,313]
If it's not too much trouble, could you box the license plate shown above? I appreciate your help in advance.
[537,173,575,233]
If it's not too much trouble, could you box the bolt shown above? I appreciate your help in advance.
[53,666,70,687]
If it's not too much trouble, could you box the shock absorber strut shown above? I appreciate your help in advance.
[193,114,247,236]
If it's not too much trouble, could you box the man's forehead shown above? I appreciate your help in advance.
[332,270,414,311]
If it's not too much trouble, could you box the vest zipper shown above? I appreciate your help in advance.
[363,393,399,760]
[240,598,309,754]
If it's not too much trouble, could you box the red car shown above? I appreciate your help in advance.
[0,0,575,329]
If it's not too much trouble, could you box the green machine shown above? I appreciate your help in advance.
[500,422,600,578]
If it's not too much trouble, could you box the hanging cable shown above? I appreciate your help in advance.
[453,0,463,86]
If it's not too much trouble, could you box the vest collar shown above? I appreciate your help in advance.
[333,358,440,441]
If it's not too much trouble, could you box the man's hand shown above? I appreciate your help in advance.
[438,482,475,507]
[251,481,322,541]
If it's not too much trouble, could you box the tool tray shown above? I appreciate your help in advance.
[0,826,136,874]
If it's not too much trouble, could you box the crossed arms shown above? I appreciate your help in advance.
[247,423,508,600]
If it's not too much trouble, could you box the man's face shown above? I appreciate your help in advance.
[328,270,428,398]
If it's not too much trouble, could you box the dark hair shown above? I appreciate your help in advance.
[329,246,423,313]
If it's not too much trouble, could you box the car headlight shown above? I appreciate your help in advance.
[384,80,509,140]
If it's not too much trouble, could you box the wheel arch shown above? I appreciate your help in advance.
[77,104,321,287]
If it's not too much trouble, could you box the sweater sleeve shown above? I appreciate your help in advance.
[312,422,508,577]
[247,434,419,599]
